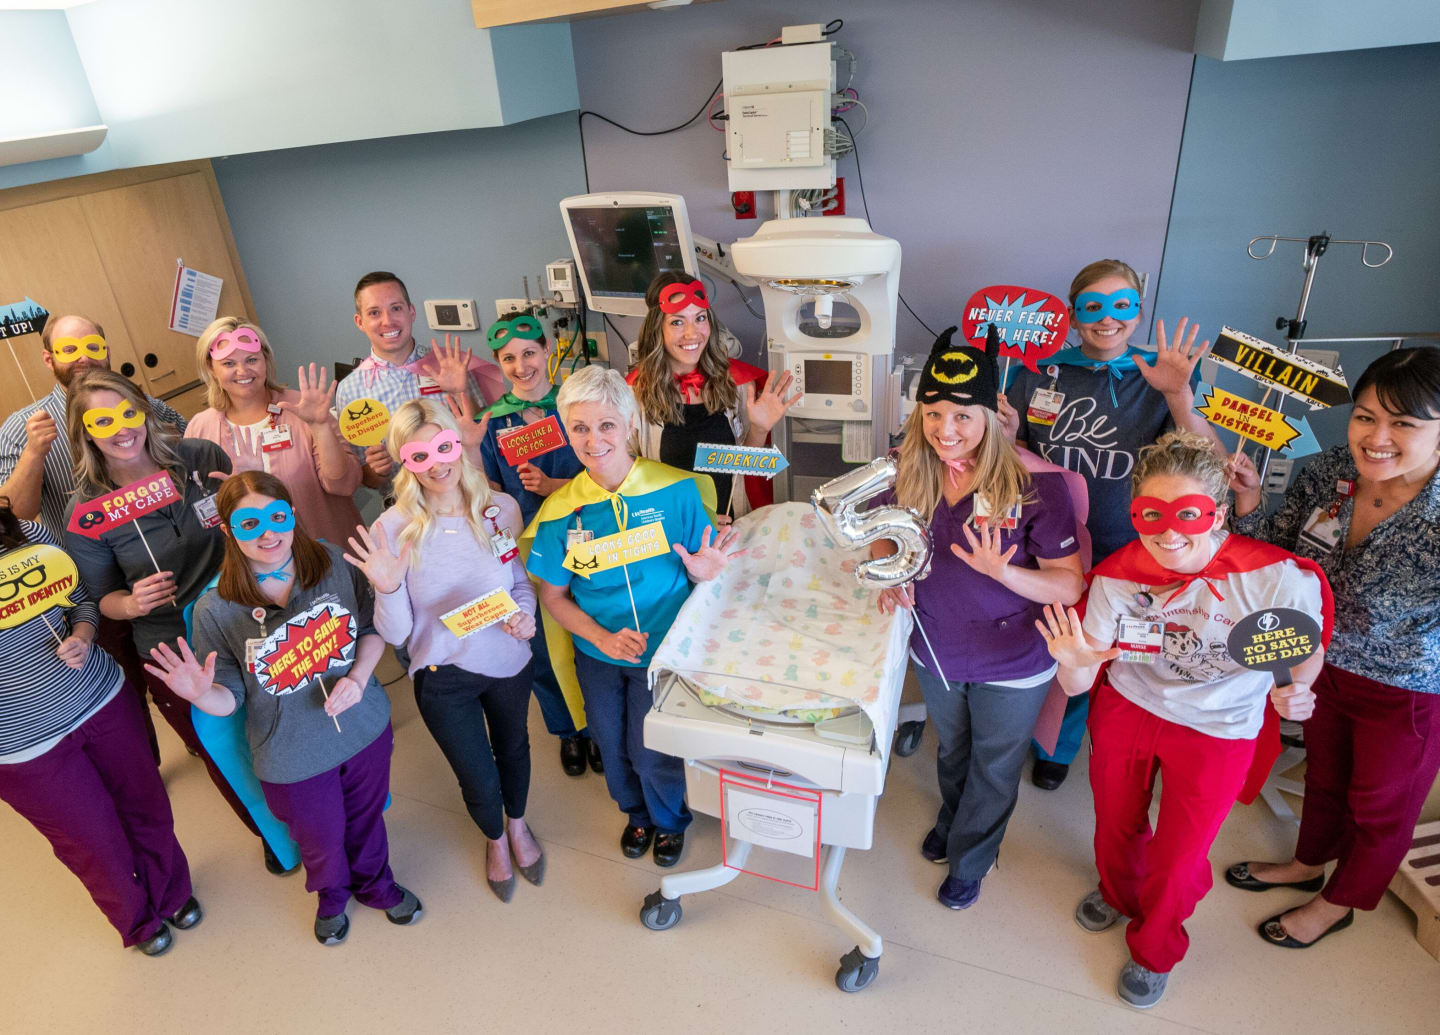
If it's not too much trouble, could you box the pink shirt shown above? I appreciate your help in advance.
[185,389,363,547]
[371,493,537,679]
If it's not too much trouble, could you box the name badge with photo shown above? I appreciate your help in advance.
[259,425,294,452]
[1116,615,1164,664]
[972,494,1020,531]
[417,375,443,396]
[566,527,594,549]
[1297,506,1344,554]
[192,494,221,529]
[1027,388,1065,426]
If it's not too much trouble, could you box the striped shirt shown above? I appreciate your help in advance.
[0,384,187,540]
[0,522,123,762]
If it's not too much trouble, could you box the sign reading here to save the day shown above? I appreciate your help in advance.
[440,589,520,639]
[562,521,670,579]
[253,601,357,696]
[1226,607,1321,680]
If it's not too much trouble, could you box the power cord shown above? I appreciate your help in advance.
[579,79,722,190]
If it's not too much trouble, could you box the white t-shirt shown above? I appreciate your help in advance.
[1083,547,1324,739]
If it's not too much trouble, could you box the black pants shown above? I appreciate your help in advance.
[413,662,533,841]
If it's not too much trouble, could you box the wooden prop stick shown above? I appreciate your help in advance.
[5,340,38,402]
[622,564,641,633]
[133,522,163,575]
[913,613,950,688]
[40,612,65,646]
[317,676,343,733]
[1001,356,1013,389]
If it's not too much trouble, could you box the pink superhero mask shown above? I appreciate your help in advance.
[656,281,709,314]
[209,326,265,361]
[1130,494,1218,536]
[399,429,462,472]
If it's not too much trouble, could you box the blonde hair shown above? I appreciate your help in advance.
[630,273,739,426]
[195,316,286,412]
[1067,259,1142,306]
[387,398,494,565]
[1133,430,1229,504]
[67,369,189,502]
[894,405,1032,525]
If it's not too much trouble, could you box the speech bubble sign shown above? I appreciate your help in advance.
[0,544,80,629]
[497,414,566,466]
[1196,382,1306,451]
[692,443,789,479]
[562,521,670,579]
[1208,327,1350,410]
[338,397,392,446]
[960,284,1070,373]
[67,472,180,540]
[1226,607,1322,681]
[252,600,357,696]
[440,588,520,639]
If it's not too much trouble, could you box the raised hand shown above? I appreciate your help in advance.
[431,334,473,397]
[323,675,365,717]
[23,409,59,459]
[215,421,264,479]
[128,571,177,618]
[674,525,744,582]
[1134,317,1209,396]
[951,521,1018,581]
[1271,680,1316,721]
[744,371,803,436]
[442,391,490,455]
[598,627,647,664]
[1035,603,1121,670]
[501,610,537,641]
[279,363,338,426]
[343,522,411,595]
[877,582,915,615]
[144,638,219,703]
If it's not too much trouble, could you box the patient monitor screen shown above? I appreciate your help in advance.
[566,205,688,299]
[803,359,854,396]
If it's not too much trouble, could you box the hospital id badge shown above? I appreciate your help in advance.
[492,530,519,564]
[1297,505,1343,554]
[1116,616,1163,664]
[259,425,293,452]
[192,494,221,529]
[245,637,267,671]
[566,528,593,549]
[417,375,443,396]
[972,494,1020,530]
[1027,388,1064,426]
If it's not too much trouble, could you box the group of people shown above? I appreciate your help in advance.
[0,262,1435,1011]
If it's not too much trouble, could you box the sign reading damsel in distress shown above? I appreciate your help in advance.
[1209,327,1351,410]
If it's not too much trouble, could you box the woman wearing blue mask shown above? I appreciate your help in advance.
[1001,260,1219,789]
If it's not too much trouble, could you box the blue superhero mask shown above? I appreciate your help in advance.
[229,500,296,541]
[1072,288,1141,324]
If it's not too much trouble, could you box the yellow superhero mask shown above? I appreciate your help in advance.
[83,402,146,438]
[51,335,108,363]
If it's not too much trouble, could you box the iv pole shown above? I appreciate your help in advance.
[1243,231,1393,482]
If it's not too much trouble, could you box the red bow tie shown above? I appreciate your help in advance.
[675,371,705,396]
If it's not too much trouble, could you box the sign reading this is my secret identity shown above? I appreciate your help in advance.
[0,544,80,629]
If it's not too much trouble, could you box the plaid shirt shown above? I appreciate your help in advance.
[335,342,489,462]
[0,384,187,538]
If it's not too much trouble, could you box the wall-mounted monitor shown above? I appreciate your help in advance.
[559,192,697,318]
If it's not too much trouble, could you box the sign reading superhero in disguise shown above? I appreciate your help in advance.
[0,544,80,630]
[1226,607,1322,681]
[338,398,392,447]
[960,285,1070,373]
[1208,327,1351,410]
[496,415,566,466]
[67,472,181,539]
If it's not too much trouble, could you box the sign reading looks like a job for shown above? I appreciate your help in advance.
[497,415,566,466]
[440,589,520,639]
[67,472,180,540]
[253,601,357,696]
[1226,607,1321,680]
[0,544,80,629]
[562,521,670,579]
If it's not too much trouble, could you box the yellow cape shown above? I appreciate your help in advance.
[520,458,717,730]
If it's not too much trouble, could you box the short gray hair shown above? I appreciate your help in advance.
[556,365,638,430]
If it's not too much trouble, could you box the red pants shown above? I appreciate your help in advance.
[1296,664,1440,910]
[1089,685,1256,973]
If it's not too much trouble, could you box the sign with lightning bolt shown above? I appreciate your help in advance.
[960,285,1070,373]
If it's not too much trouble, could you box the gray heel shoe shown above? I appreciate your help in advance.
[517,845,546,887]
[488,873,516,903]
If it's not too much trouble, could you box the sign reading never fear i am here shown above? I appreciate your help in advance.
[440,589,520,639]
[497,414,566,466]
[692,443,789,478]
[562,521,670,579]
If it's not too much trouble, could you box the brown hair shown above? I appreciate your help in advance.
[67,369,187,501]
[41,315,106,352]
[214,471,332,609]
[1133,430,1229,505]
[1067,259,1142,306]
[0,496,28,551]
[194,316,286,412]
[353,271,411,310]
[630,272,738,426]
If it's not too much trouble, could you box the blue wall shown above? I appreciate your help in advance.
[211,112,586,377]
[1155,42,1440,452]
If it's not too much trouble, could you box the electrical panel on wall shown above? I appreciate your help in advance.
[721,39,836,191]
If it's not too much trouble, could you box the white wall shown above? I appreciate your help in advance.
[1196,0,1440,60]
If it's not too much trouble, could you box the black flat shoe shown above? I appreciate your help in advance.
[1225,862,1326,893]
[137,922,173,957]
[1259,908,1354,948]
[169,896,203,930]
[621,824,653,859]
[559,735,587,777]
[1031,760,1070,790]
[264,842,299,876]
[587,737,604,774]
[921,828,948,864]
[653,832,685,868]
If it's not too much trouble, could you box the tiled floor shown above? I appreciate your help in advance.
[3,657,1434,1033]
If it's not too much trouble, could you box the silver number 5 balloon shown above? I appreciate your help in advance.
[811,456,933,589]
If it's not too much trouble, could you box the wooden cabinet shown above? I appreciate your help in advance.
[0,161,254,421]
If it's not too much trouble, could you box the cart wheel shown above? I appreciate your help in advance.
[640,889,682,931]
[894,720,925,757]
[835,946,880,992]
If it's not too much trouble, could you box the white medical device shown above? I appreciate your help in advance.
[545,259,577,306]
[422,299,479,331]
[721,37,836,192]
[559,192,698,318]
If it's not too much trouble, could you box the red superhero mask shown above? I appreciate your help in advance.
[1129,494,1218,535]
[656,281,709,314]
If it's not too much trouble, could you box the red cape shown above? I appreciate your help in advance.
[1086,534,1334,804]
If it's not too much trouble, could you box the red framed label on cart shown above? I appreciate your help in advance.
[719,767,823,891]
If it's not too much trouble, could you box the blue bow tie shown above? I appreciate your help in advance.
[256,557,293,583]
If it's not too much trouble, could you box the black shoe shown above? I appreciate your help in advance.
[559,734,587,777]
[921,828,948,864]
[264,842,299,876]
[1032,760,1070,790]
[587,737,604,774]
[169,896,203,930]
[137,922,173,957]
[1224,861,1326,893]
[314,913,349,946]
[621,824,653,858]
[653,832,685,868]
[384,886,423,926]
[1258,908,1354,948]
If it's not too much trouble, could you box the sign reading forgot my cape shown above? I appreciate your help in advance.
[253,600,357,696]
[68,472,180,539]
[0,544,80,629]
[562,521,670,579]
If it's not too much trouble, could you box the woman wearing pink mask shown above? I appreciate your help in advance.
[1038,431,1331,1009]
[346,398,544,903]
[187,317,362,547]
